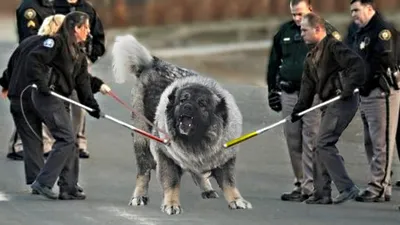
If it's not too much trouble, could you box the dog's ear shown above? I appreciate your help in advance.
[216,97,228,126]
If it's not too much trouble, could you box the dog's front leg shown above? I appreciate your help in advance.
[157,151,183,215]
[213,157,252,210]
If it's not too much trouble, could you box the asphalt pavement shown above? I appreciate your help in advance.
[0,40,399,225]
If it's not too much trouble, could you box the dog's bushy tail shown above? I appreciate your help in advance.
[111,34,153,84]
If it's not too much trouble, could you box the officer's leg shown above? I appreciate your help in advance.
[7,128,24,160]
[357,88,400,202]
[360,110,374,163]
[70,90,89,158]
[280,91,303,200]
[300,95,321,196]
[315,96,359,204]
[396,104,400,187]
[31,92,76,199]
[10,99,44,185]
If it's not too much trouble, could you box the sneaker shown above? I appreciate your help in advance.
[31,181,58,200]
[333,186,359,204]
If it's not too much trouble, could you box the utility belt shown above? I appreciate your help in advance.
[278,80,300,94]
[375,68,400,93]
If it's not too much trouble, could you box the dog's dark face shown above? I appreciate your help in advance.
[166,84,227,141]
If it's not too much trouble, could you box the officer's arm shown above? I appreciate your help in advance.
[0,69,8,90]
[88,8,106,63]
[293,62,316,112]
[371,29,397,74]
[266,30,283,92]
[331,41,366,94]
[74,57,100,110]
[26,38,60,89]
[16,7,40,43]
[325,21,342,42]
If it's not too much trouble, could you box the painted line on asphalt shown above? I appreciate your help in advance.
[99,206,158,225]
[0,191,10,201]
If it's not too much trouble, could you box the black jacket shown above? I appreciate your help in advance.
[293,35,366,113]
[351,12,398,95]
[2,35,101,111]
[16,0,55,43]
[54,0,105,63]
[266,19,340,91]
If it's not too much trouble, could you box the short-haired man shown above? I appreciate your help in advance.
[266,0,341,202]
[291,12,365,204]
[347,0,400,202]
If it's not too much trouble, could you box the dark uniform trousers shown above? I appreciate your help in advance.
[12,89,80,192]
[313,94,359,196]
[10,98,44,185]
[360,88,400,196]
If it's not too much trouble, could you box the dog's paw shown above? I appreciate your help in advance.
[128,196,149,206]
[228,198,252,210]
[201,190,219,199]
[161,204,182,215]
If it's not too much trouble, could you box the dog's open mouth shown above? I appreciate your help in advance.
[179,115,193,135]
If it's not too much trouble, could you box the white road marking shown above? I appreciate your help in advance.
[99,206,158,225]
[0,192,10,201]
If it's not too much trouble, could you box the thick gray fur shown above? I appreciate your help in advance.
[111,34,251,215]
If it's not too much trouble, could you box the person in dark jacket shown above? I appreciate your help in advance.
[291,12,365,205]
[347,0,400,203]
[16,0,55,43]
[266,0,341,202]
[53,0,106,158]
[5,11,102,200]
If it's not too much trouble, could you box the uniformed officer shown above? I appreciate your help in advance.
[7,0,56,161]
[7,11,102,200]
[347,0,400,203]
[53,0,106,158]
[291,12,365,204]
[16,0,55,43]
[266,0,341,202]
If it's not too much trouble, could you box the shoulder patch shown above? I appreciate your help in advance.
[332,31,341,41]
[379,29,391,41]
[27,20,36,28]
[24,8,36,20]
[43,38,54,48]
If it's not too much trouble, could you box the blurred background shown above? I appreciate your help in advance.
[0,0,399,86]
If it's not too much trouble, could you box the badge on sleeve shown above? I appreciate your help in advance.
[24,8,36,20]
[379,29,391,41]
[27,20,36,28]
[332,31,341,41]
[43,38,54,48]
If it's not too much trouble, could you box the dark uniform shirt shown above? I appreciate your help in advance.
[2,35,101,110]
[16,0,55,43]
[54,0,106,63]
[352,12,398,95]
[293,35,365,113]
[266,20,341,92]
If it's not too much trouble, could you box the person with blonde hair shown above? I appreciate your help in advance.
[5,14,66,161]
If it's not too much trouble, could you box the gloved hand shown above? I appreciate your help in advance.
[340,89,354,100]
[88,108,103,119]
[268,90,282,112]
[99,84,111,95]
[290,111,303,123]
[38,85,51,96]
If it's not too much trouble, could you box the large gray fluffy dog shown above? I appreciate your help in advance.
[112,34,252,215]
